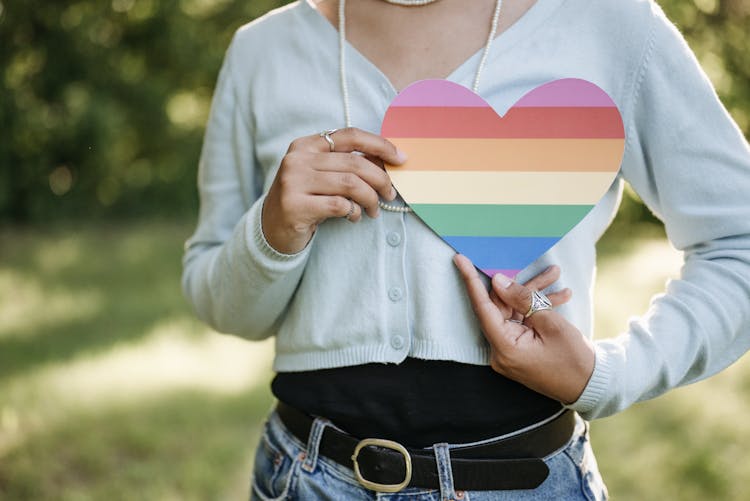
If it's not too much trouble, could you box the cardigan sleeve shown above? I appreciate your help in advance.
[568,3,750,419]
[181,35,312,341]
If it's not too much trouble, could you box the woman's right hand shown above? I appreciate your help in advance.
[453,254,594,405]
[262,127,407,254]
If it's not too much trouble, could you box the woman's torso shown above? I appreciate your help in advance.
[228,0,650,437]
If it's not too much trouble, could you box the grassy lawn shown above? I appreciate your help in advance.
[591,231,750,500]
[1,218,748,500]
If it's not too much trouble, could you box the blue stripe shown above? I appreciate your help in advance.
[443,236,561,270]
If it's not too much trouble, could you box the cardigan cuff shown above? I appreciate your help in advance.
[244,195,313,272]
[564,342,612,416]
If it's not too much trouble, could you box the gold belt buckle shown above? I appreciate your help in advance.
[351,438,413,493]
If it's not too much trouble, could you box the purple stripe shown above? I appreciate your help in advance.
[480,269,522,279]
[390,79,490,108]
[515,78,617,108]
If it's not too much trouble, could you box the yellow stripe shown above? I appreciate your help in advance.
[388,170,617,205]
[386,138,624,172]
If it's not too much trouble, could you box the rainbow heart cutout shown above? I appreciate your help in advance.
[381,78,625,278]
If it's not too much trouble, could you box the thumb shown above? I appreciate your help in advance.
[491,273,559,331]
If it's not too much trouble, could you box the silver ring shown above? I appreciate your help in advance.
[319,128,339,152]
[507,319,523,324]
[524,290,552,319]
[344,199,356,221]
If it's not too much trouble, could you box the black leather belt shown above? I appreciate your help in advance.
[276,401,575,492]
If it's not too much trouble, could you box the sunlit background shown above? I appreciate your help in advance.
[1,1,749,499]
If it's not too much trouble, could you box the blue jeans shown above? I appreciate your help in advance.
[250,408,608,500]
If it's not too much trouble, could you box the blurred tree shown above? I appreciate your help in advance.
[0,0,747,223]
[0,0,286,222]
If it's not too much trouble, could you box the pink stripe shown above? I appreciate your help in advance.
[480,269,522,279]
[391,79,490,108]
[515,79,617,108]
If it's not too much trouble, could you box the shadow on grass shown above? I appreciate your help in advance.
[0,386,274,501]
[0,221,198,379]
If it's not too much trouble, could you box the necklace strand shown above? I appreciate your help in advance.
[338,0,503,212]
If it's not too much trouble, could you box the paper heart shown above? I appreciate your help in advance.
[381,78,625,278]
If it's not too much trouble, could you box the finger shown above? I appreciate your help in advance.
[489,288,513,319]
[308,170,381,218]
[311,152,397,202]
[341,199,362,223]
[547,288,572,307]
[310,128,407,166]
[304,195,363,223]
[454,255,501,318]
[509,309,524,323]
[363,154,385,170]
[491,272,562,332]
[523,265,561,292]
[522,266,571,307]
[453,255,512,348]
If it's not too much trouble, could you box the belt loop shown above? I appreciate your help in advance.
[301,416,330,473]
[433,442,458,500]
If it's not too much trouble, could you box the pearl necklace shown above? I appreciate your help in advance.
[337,0,503,212]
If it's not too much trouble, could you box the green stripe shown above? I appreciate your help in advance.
[410,204,593,237]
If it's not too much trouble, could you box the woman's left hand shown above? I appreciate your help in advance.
[453,254,595,404]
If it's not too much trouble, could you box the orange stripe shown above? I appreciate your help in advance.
[381,106,624,138]
[386,138,624,172]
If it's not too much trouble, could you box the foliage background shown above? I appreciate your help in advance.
[2,0,749,224]
[1,0,749,500]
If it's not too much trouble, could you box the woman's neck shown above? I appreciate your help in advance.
[314,0,536,92]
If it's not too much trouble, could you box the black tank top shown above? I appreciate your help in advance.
[271,357,562,448]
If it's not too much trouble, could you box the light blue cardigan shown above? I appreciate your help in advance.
[182,0,750,420]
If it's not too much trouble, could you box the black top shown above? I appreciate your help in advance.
[271,357,562,448]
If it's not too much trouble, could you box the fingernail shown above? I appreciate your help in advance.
[452,254,466,268]
[493,272,513,289]
[389,185,397,201]
[396,149,408,163]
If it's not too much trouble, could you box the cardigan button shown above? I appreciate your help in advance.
[388,287,403,302]
[386,231,401,247]
[390,335,405,350]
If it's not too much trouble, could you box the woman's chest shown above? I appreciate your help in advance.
[318,0,538,92]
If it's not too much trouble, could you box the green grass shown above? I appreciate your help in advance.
[0,220,276,500]
[590,229,750,500]
[0,390,272,501]
[0,222,196,379]
[0,218,748,500]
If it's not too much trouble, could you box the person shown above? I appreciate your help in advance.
[181,0,750,499]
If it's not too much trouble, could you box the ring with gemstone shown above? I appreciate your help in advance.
[524,290,552,318]
[319,128,339,152]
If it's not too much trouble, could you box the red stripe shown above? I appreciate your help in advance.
[381,107,624,139]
